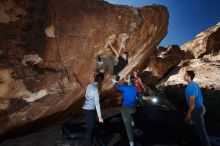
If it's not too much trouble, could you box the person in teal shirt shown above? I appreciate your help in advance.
[184,70,211,146]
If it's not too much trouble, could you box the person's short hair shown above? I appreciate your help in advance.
[95,73,104,83]
[186,70,195,80]
[129,75,136,85]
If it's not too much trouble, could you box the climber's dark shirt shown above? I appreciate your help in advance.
[113,56,128,75]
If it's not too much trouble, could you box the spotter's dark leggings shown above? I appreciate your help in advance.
[84,109,96,146]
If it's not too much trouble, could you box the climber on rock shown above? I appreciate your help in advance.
[109,42,128,81]
[96,42,128,81]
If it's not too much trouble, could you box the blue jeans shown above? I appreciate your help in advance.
[192,106,211,146]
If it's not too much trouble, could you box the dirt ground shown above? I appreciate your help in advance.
[0,124,84,146]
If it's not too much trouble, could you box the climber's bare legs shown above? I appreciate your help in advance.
[95,52,116,75]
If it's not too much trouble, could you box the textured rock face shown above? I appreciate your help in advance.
[145,45,185,80]
[158,55,220,90]
[181,22,220,59]
[0,0,26,23]
[0,0,168,137]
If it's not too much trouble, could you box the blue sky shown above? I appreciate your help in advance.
[104,0,220,46]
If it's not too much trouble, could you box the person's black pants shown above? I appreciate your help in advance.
[84,109,96,146]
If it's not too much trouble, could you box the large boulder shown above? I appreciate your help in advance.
[0,0,168,137]
[144,45,185,81]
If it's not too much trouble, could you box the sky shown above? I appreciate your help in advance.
[104,0,220,46]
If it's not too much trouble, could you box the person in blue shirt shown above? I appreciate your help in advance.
[112,75,137,146]
[184,70,211,146]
